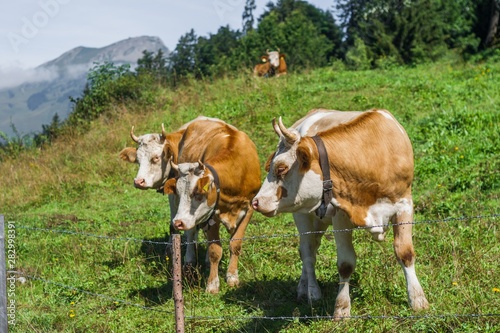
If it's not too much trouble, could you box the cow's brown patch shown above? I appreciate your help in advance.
[397,248,415,268]
[265,152,276,172]
[277,186,288,199]
[296,145,312,173]
[338,262,354,279]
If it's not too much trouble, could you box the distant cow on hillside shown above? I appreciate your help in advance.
[253,49,287,77]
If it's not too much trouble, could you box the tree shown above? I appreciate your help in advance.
[474,0,500,49]
[169,29,198,79]
[335,0,478,66]
[242,0,257,35]
[137,49,168,84]
[34,113,62,146]
[194,26,241,77]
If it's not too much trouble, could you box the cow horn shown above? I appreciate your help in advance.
[130,126,139,143]
[266,49,270,54]
[277,117,298,144]
[170,158,179,172]
[277,47,280,53]
[197,160,205,171]
[272,118,282,138]
[161,123,167,139]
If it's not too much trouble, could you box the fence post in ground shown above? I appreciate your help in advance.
[172,233,184,333]
[0,215,8,333]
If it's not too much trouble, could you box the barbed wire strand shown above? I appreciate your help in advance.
[9,214,500,325]
[23,274,173,314]
[185,312,500,322]
[14,213,500,247]
[16,275,500,322]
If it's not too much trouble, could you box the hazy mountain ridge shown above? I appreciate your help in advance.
[0,36,169,136]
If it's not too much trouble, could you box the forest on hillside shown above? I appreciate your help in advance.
[164,0,499,77]
[1,0,499,154]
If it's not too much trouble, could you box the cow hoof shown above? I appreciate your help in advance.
[206,277,220,294]
[334,295,351,320]
[297,286,322,303]
[411,295,429,311]
[226,273,239,288]
[333,307,351,321]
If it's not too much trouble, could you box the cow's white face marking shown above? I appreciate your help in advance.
[172,162,215,231]
[253,135,323,217]
[268,51,280,68]
[134,134,168,189]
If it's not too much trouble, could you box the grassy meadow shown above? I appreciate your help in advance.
[1,60,499,332]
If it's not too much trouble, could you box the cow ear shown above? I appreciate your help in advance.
[261,56,267,62]
[196,176,212,194]
[163,142,173,161]
[280,54,286,59]
[163,178,177,195]
[296,145,312,173]
[265,151,276,172]
[119,147,137,163]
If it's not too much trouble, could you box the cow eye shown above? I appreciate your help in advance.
[192,191,205,201]
[151,155,160,163]
[276,165,288,178]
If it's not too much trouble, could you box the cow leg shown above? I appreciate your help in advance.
[294,212,329,303]
[205,223,222,294]
[184,228,198,266]
[392,206,429,311]
[181,228,201,284]
[226,210,253,288]
[333,210,356,320]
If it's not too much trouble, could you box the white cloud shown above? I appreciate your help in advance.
[0,65,59,89]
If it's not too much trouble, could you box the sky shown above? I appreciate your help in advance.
[0,0,335,70]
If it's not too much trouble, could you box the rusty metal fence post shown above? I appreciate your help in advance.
[172,234,184,333]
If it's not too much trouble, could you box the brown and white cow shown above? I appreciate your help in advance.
[119,116,224,271]
[163,119,261,293]
[253,49,287,77]
[252,109,429,319]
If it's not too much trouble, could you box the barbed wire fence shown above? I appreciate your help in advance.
[1,213,500,331]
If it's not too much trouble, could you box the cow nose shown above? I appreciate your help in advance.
[134,178,145,187]
[174,220,185,230]
[252,199,259,210]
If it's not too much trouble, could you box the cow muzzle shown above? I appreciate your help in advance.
[251,199,277,217]
[173,219,186,231]
[134,178,148,190]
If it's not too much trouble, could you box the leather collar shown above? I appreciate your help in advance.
[311,135,334,219]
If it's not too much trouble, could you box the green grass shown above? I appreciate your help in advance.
[1,60,499,332]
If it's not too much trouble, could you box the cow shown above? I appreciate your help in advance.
[253,49,287,77]
[253,55,272,77]
[251,109,429,320]
[162,119,262,294]
[119,116,224,274]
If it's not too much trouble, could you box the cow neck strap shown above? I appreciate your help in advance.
[199,163,220,231]
[311,135,334,219]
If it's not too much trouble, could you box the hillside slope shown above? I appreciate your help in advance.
[1,62,499,332]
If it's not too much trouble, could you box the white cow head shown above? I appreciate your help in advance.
[252,117,323,216]
[266,49,284,68]
[164,161,218,231]
[119,125,172,190]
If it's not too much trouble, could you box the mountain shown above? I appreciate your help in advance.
[0,36,169,137]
